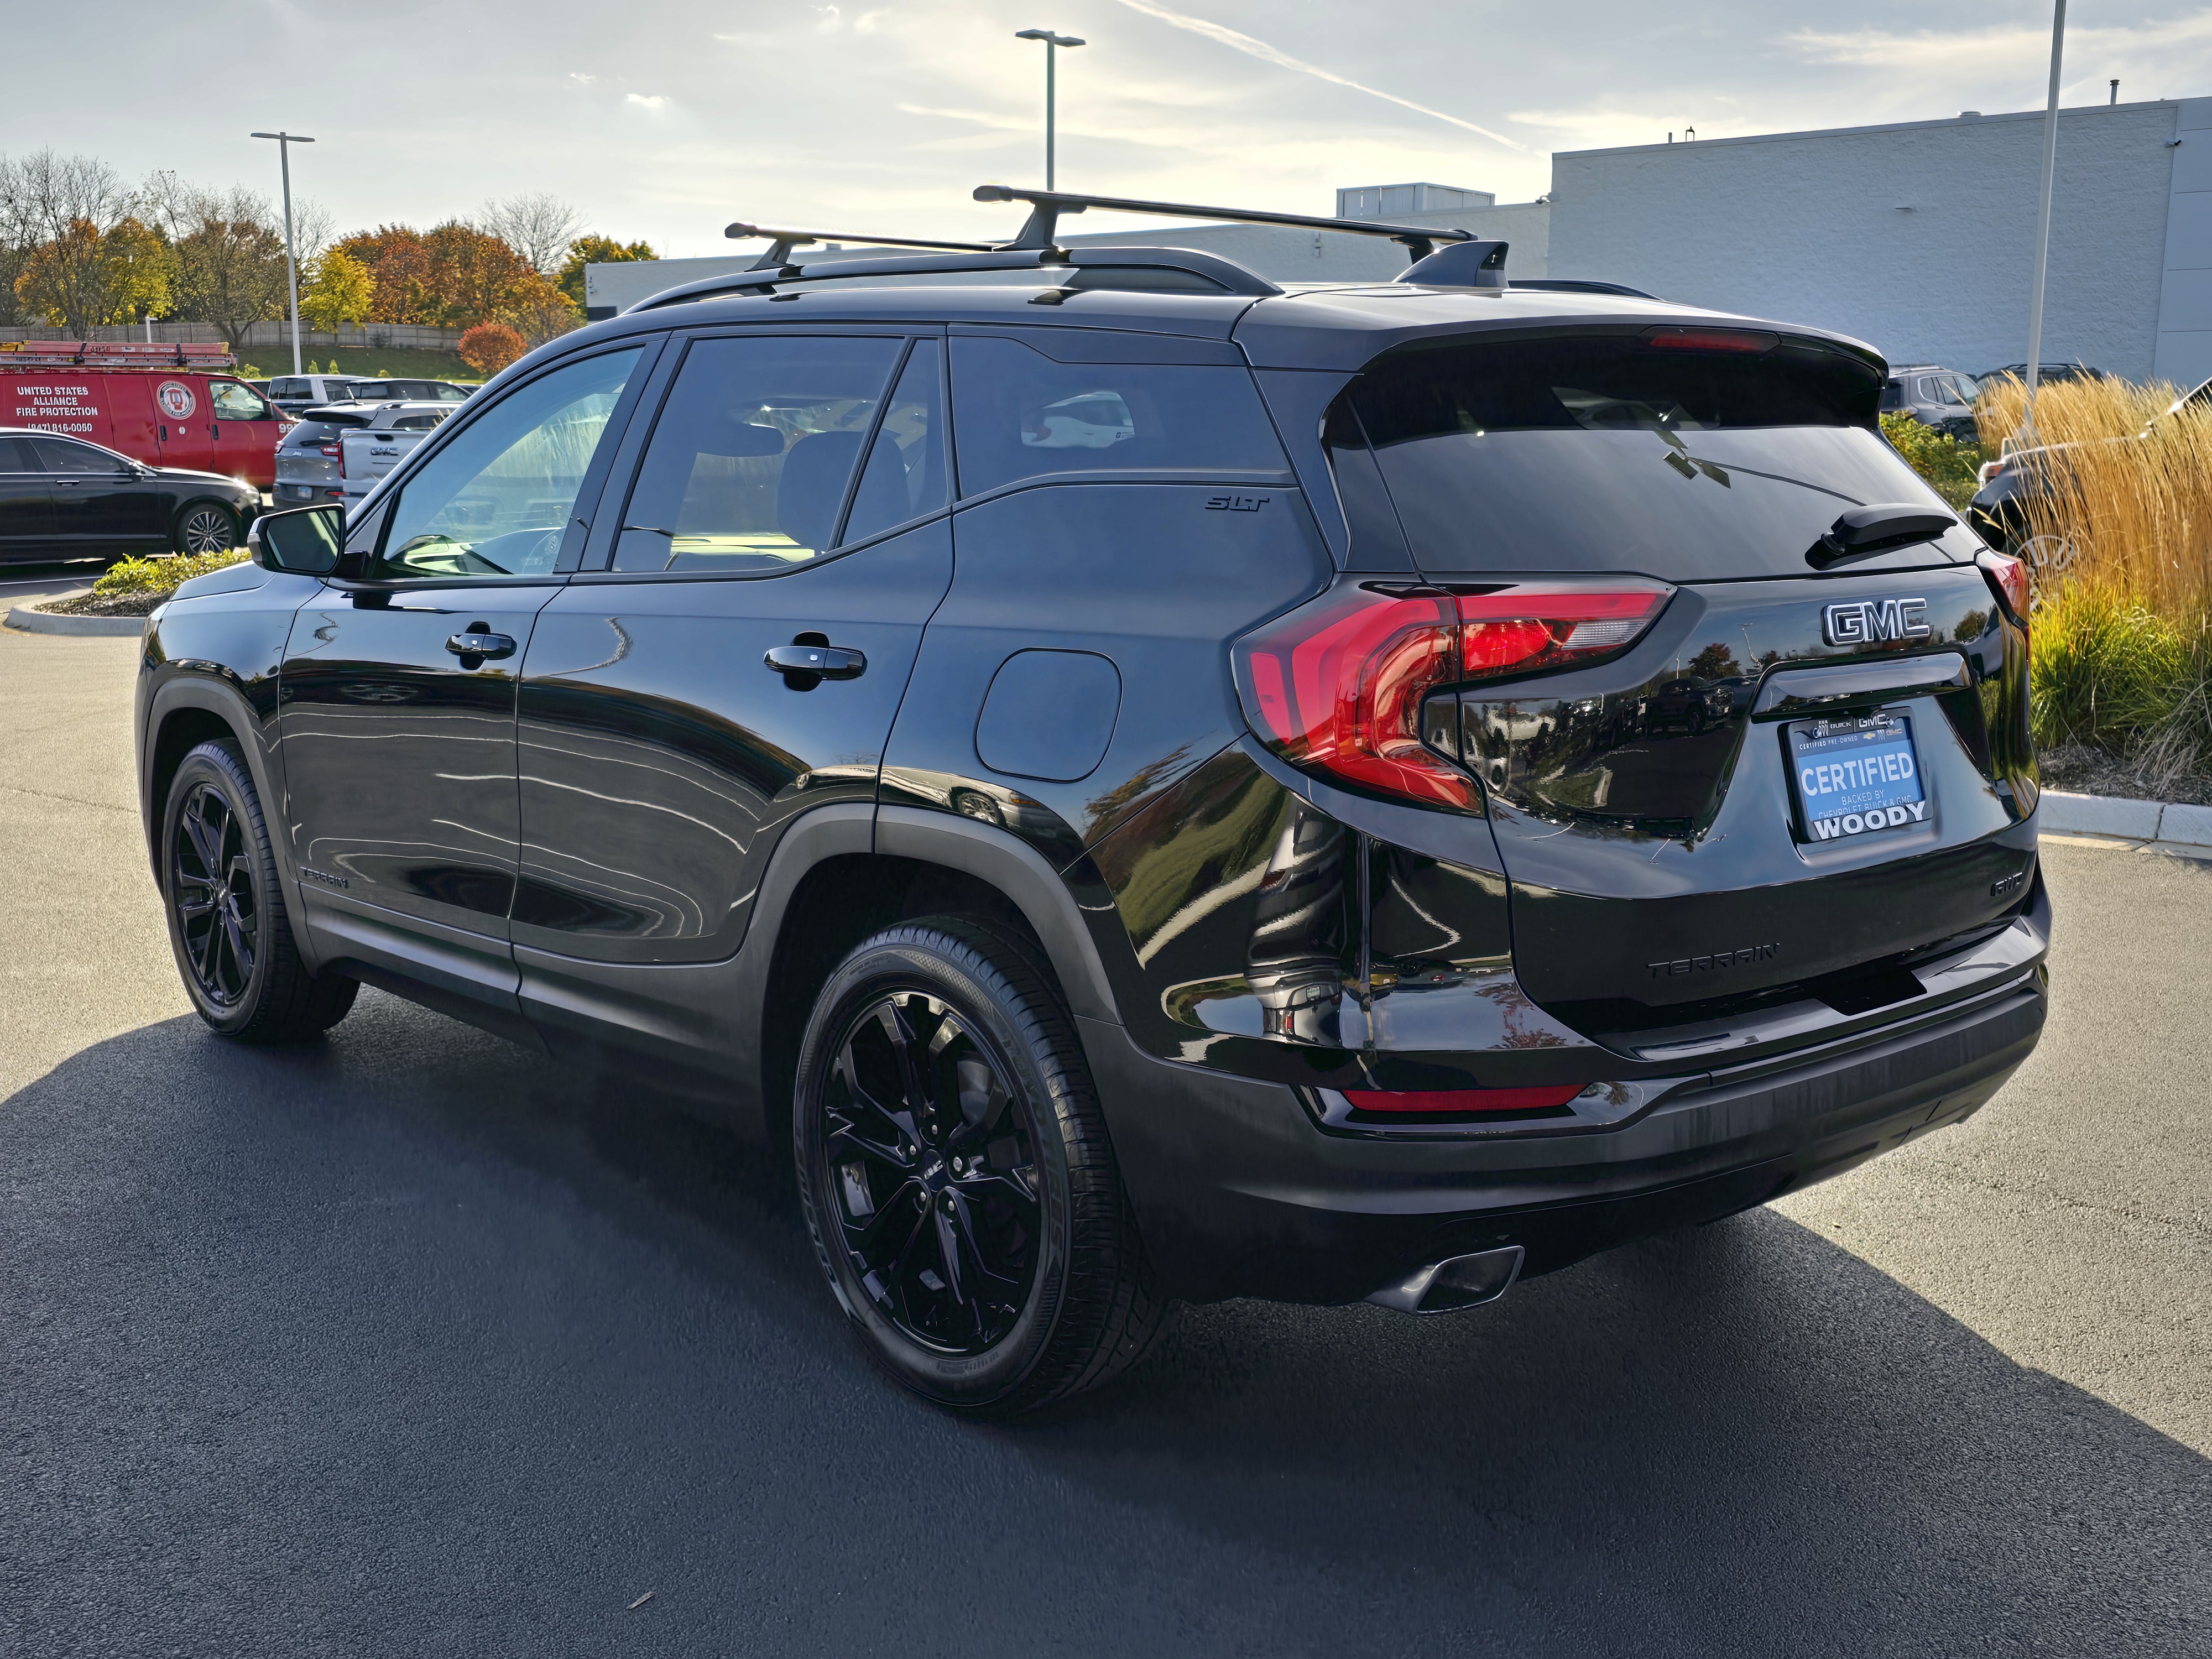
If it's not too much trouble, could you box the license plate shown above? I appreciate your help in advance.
[1788,712,1926,843]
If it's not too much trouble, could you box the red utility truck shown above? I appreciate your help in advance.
[2,341,289,488]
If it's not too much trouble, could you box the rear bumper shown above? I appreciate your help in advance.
[1079,970,2046,1305]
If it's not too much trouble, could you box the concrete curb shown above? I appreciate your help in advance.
[2042,789,2212,850]
[4,602,147,638]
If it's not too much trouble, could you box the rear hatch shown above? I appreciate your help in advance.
[1335,324,2039,1045]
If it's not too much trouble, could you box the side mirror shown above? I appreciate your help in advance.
[248,504,345,575]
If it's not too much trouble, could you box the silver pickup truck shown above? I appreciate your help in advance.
[336,401,456,504]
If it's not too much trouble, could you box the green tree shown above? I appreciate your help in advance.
[300,248,374,331]
[558,233,655,308]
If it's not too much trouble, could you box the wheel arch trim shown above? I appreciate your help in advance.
[870,806,1119,1024]
[140,675,320,969]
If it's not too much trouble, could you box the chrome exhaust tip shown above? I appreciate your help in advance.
[1364,1245,1525,1315]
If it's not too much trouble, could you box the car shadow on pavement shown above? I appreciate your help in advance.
[3,994,2205,1658]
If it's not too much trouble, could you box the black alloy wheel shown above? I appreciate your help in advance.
[794,917,1168,1415]
[175,502,238,555]
[160,739,358,1042]
[172,779,257,1007]
[823,992,1042,1354]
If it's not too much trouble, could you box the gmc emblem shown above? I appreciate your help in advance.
[1823,597,1931,646]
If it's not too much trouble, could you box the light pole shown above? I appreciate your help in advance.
[1014,29,1084,190]
[250,131,316,375]
[2020,1,2065,444]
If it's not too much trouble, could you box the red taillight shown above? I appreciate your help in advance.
[1639,325,1779,354]
[1233,578,1672,808]
[319,442,339,458]
[1343,1084,1588,1114]
[1977,549,2030,631]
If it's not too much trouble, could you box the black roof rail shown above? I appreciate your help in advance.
[972,184,1475,260]
[624,182,1479,314]
[723,220,999,272]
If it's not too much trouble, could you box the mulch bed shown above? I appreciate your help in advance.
[2039,743,2212,807]
[32,591,168,618]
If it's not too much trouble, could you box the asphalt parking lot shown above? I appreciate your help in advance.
[2,617,2207,1657]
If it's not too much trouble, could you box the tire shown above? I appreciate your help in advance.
[160,739,357,1042]
[174,500,238,555]
[792,916,1169,1416]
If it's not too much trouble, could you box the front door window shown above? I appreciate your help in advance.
[375,349,642,580]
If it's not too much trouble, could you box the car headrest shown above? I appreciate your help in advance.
[778,430,865,551]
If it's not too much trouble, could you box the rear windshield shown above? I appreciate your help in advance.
[1344,334,1957,578]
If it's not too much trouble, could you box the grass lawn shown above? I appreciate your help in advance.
[237,345,482,384]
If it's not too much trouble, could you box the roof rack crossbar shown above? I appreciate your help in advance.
[971,184,1475,260]
[725,220,999,272]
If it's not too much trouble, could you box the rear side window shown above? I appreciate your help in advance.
[272,378,305,398]
[1347,333,1954,579]
[0,435,32,471]
[949,336,1286,496]
[611,334,904,575]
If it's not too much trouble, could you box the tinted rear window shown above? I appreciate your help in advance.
[1345,335,1957,578]
[950,336,1287,497]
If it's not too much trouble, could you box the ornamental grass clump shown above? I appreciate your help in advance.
[1976,373,2212,617]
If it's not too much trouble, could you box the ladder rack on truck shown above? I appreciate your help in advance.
[0,340,238,370]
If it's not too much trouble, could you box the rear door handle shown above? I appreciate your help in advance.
[446,632,518,660]
[765,644,866,680]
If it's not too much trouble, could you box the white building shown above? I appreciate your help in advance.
[585,95,2212,385]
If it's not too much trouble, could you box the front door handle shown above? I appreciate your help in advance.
[446,631,518,660]
[765,644,866,680]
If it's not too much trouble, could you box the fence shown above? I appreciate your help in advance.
[0,321,463,351]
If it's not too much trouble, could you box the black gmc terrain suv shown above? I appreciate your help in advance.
[135,188,2047,1415]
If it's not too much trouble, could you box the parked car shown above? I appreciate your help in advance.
[267,373,363,415]
[1970,373,2212,547]
[334,402,456,504]
[1976,362,2108,387]
[0,427,260,561]
[340,378,473,405]
[273,408,384,507]
[1879,364,1983,441]
[135,201,2046,1417]
[2,343,288,486]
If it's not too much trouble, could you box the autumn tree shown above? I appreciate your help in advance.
[422,222,534,326]
[11,215,176,331]
[300,248,375,331]
[558,233,655,309]
[500,273,582,347]
[0,149,134,330]
[100,216,176,322]
[333,225,433,323]
[170,187,291,356]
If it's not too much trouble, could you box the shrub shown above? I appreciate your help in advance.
[2028,581,2191,750]
[1880,413,1983,510]
[91,547,248,598]
[457,321,525,377]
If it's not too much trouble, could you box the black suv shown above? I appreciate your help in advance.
[134,191,2047,1416]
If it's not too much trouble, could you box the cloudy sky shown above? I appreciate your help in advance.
[7,0,2212,256]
